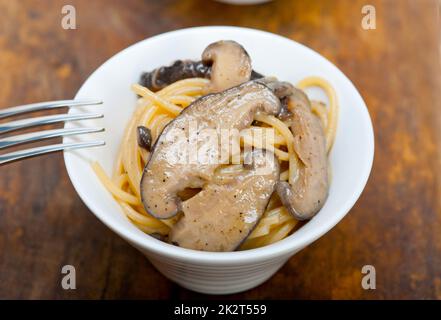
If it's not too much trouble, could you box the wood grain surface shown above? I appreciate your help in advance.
[0,0,440,299]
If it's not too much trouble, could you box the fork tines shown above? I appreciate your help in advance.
[0,99,105,166]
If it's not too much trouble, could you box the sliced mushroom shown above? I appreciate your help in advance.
[276,85,328,220]
[202,40,252,93]
[139,41,263,92]
[257,77,294,100]
[140,60,211,91]
[137,126,152,151]
[256,77,296,118]
[140,81,281,219]
[169,149,280,252]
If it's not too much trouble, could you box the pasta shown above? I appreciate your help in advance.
[93,76,338,250]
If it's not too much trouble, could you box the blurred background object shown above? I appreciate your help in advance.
[0,0,440,299]
[214,0,272,5]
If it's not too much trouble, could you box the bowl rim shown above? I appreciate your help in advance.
[64,26,375,265]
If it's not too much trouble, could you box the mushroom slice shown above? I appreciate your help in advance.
[202,40,252,93]
[137,126,152,151]
[257,77,294,100]
[139,41,263,91]
[139,59,263,92]
[140,81,281,219]
[256,77,296,117]
[169,149,280,252]
[140,60,211,91]
[276,86,329,220]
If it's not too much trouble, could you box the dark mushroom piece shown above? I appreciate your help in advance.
[261,78,329,220]
[140,60,211,91]
[256,77,295,117]
[139,40,264,92]
[257,77,294,99]
[140,81,281,219]
[201,40,252,93]
[169,149,280,252]
[137,126,152,151]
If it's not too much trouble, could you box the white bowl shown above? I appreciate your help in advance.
[214,0,272,5]
[63,26,374,295]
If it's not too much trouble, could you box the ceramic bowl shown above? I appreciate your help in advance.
[64,26,374,294]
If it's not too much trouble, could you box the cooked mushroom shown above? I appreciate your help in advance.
[256,77,296,117]
[140,60,211,91]
[137,126,152,151]
[273,83,328,220]
[257,77,294,99]
[202,40,253,93]
[169,149,280,251]
[139,41,263,92]
[140,81,281,219]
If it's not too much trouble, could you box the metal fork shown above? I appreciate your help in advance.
[0,100,105,166]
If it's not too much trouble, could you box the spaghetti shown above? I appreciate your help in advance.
[93,76,338,249]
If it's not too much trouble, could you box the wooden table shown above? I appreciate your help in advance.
[0,0,440,299]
